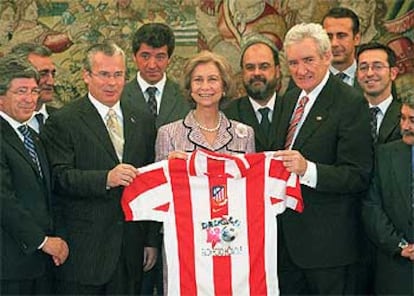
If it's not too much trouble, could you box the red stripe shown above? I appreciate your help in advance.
[207,158,232,295]
[121,167,167,220]
[169,159,197,295]
[269,159,291,181]
[246,153,267,295]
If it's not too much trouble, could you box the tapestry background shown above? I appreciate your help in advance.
[0,0,413,106]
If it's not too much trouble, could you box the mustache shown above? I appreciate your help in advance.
[401,130,414,137]
[41,85,54,91]
[249,76,266,84]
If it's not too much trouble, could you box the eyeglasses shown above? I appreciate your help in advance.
[89,71,125,80]
[8,87,41,98]
[243,63,274,72]
[358,62,390,73]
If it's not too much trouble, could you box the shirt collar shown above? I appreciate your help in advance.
[0,110,29,137]
[300,70,330,101]
[329,59,357,78]
[137,72,166,95]
[88,93,122,120]
[369,94,393,115]
[248,92,277,113]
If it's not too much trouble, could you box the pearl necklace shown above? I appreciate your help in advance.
[192,111,222,132]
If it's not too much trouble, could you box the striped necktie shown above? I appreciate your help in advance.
[18,125,43,177]
[370,107,380,144]
[284,96,309,149]
[106,109,124,162]
[146,87,158,116]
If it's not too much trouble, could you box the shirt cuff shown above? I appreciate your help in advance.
[38,236,48,249]
[300,161,317,188]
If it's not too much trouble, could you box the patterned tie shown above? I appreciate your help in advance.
[106,109,124,162]
[258,107,271,137]
[284,96,309,149]
[146,87,158,116]
[335,72,347,81]
[35,113,44,131]
[18,125,43,177]
[370,107,380,144]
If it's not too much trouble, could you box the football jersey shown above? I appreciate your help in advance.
[122,150,303,296]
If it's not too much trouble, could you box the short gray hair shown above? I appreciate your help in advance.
[83,41,125,72]
[0,54,39,95]
[284,23,331,56]
[11,42,52,60]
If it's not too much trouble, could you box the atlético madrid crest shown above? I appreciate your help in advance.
[211,185,228,208]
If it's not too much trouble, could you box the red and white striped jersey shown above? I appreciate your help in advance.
[122,150,303,296]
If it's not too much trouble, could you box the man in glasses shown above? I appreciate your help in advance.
[0,55,69,294]
[356,42,401,145]
[11,43,58,133]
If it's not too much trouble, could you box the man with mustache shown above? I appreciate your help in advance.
[224,33,282,152]
[11,43,58,133]
[362,92,414,294]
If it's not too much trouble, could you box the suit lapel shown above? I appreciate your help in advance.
[293,78,334,150]
[121,100,140,162]
[157,80,178,126]
[391,142,411,206]
[78,97,119,163]
[124,79,150,114]
[378,99,401,143]
[1,118,45,180]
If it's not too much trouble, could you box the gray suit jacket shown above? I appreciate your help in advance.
[362,140,412,294]
[121,77,190,129]
[155,111,255,161]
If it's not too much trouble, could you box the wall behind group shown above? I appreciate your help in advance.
[0,0,413,105]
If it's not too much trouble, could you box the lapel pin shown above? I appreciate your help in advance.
[130,117,135,123]
[316,116,323,121]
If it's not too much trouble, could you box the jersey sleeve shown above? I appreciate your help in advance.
[121,160,173,222]
[266,153,303,214]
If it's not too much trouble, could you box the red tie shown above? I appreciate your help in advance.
[284,96,309,149]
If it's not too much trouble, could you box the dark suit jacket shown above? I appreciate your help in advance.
[1,118,52,280]
[362,140,412,294]
[276,75,373,268]
[121,77,190,129]
[377,98,402,144]
[41,96,158,285]
[223,95,282,152]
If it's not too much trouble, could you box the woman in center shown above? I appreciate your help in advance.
[155,50,255,161]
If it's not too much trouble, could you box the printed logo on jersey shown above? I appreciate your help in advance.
[201,216,243,256]
[211,185,227,209]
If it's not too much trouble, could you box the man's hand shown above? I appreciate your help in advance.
[274,150,308,176]
[106,164,138,188]
[143,247,158,272]
[401,244,414,261]
[41,237,69,266]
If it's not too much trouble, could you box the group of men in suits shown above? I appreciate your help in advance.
[1,9,411,296]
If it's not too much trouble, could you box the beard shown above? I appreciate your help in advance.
[244,76,277,102]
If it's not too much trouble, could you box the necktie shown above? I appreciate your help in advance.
[284,96,309,149]
[335,72,347,81]
[146,87,158,116]
[18,125,43,177]
[258,107,271,137]
[106,109,124,162]
[370,107,380,144]
[35,113,44,131]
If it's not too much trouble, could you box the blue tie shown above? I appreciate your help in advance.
[18,125,43,177]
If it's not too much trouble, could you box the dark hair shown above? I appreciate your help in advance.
[11,42,52,59]
[322,7,360,36]
[83,40,125,72]
[356,42,397,67]
[132,23,175,57]
[240,33,279,68]
[0,55,39,95]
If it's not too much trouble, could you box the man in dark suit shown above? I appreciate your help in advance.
[122,23,189,129]
[322,7,361,88]
[0,55,68,294]
[224,33,282,152]
[356,42,401,144]
[362,94,414,294]
[11,43,59,133]
[41,41,160,295]
[274,23,373,294]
